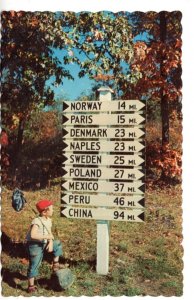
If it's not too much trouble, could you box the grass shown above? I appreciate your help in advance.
[160,281,183,296]
[1,183,183,296]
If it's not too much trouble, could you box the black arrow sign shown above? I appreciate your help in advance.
[61,181,67,192]
[63,102,69,111]
[63,156,68,162]
[63,115,69,124]
[61,195,67,205]
[138,184,145,193]
[60,207,67,217]
[62,169,68,176]
[138,198,145,207]
[138,212,145,221]
[63,129,69,137]
[63,142,68,149]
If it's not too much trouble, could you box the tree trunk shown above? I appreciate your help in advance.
[17,118,25,151]
[160,11,169,146]
[12,118,25,184]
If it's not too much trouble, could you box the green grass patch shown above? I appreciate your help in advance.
[117,242,128,253]
[1,185,183,296]
[101,284,122,296]
[3,260,27,275]
[160,281,183,296]
[124,287,142,296]
[135,254,180,280]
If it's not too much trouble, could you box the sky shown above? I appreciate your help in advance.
[49,53,96,101]
[48,30,148,101]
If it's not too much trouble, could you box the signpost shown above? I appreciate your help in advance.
[61,86,146,275]
[61,194,145,208]
[61,206,145,222]
[63,140,145,153]
[62,179,145,194]
[63,113,145,126]
[63,165,145,180]
[63,99,145,112]
[63,127,145,139]
[62,153,145,167]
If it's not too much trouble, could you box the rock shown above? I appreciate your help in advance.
[50,268,75,291]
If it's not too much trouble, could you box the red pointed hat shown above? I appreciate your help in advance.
[36,199,53,213]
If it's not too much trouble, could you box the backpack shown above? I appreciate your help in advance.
[12,188,26,212]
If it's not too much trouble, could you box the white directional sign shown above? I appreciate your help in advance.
[63,100,146,113]
[62,193,145,208]
[63,127,145,140]
[62,180,145,194]
[63,166,145,181]
[61,206,145,222]
[63,140,145,153]
[63,113,145,126]
[62,153,145,167]
[62,96,146,224]
[62,94,146,275]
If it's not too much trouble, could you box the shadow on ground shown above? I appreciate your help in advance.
[1,231,96,292]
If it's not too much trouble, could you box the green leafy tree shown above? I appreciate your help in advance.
[63,11,182,182]
[62,12,182,136]
[61,11,137,92]
[1,11,182,184]
[1,11,73,155]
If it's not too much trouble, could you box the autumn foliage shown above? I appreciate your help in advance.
[146,142,182,184]
[1,11,182,188]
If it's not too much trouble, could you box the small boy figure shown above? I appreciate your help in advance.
[26,199,63,293]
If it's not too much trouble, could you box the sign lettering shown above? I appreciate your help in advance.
[63,140,145,153]
[63,166,145,180]
[63,127,145,139]
[63,153,144,167]
[62,180,145,194]
[62,194,145,208]
[63,113,145,126]
[63,100,146,113]
[61,206,145,222]
[62,97,146,222]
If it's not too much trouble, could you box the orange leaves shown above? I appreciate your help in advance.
[20,258,28,265]
[27,111,59,142]
[10,11,15,18]
[161,144,182,177]
[134,41,147,50]
[93,74,114,81]
[131,64,141,72]
[10,11,23,18]
[131,37,182,102]
[29,16,39,28]
[175,39,182,49]
[0,131,9,147]
[86,36,92,42]
[134,41,147,61]
[147,142,182,181]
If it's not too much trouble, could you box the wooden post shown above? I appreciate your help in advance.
[96,220,110,274]
[96,86,113,275]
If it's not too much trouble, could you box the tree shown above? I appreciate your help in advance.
[127,11,182,143]
[64,11,182,182]
[62,11,182,132]
[2,11,182,184]
[1,11,73,156]
[126,11,182,181]
[61,11,137,94]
